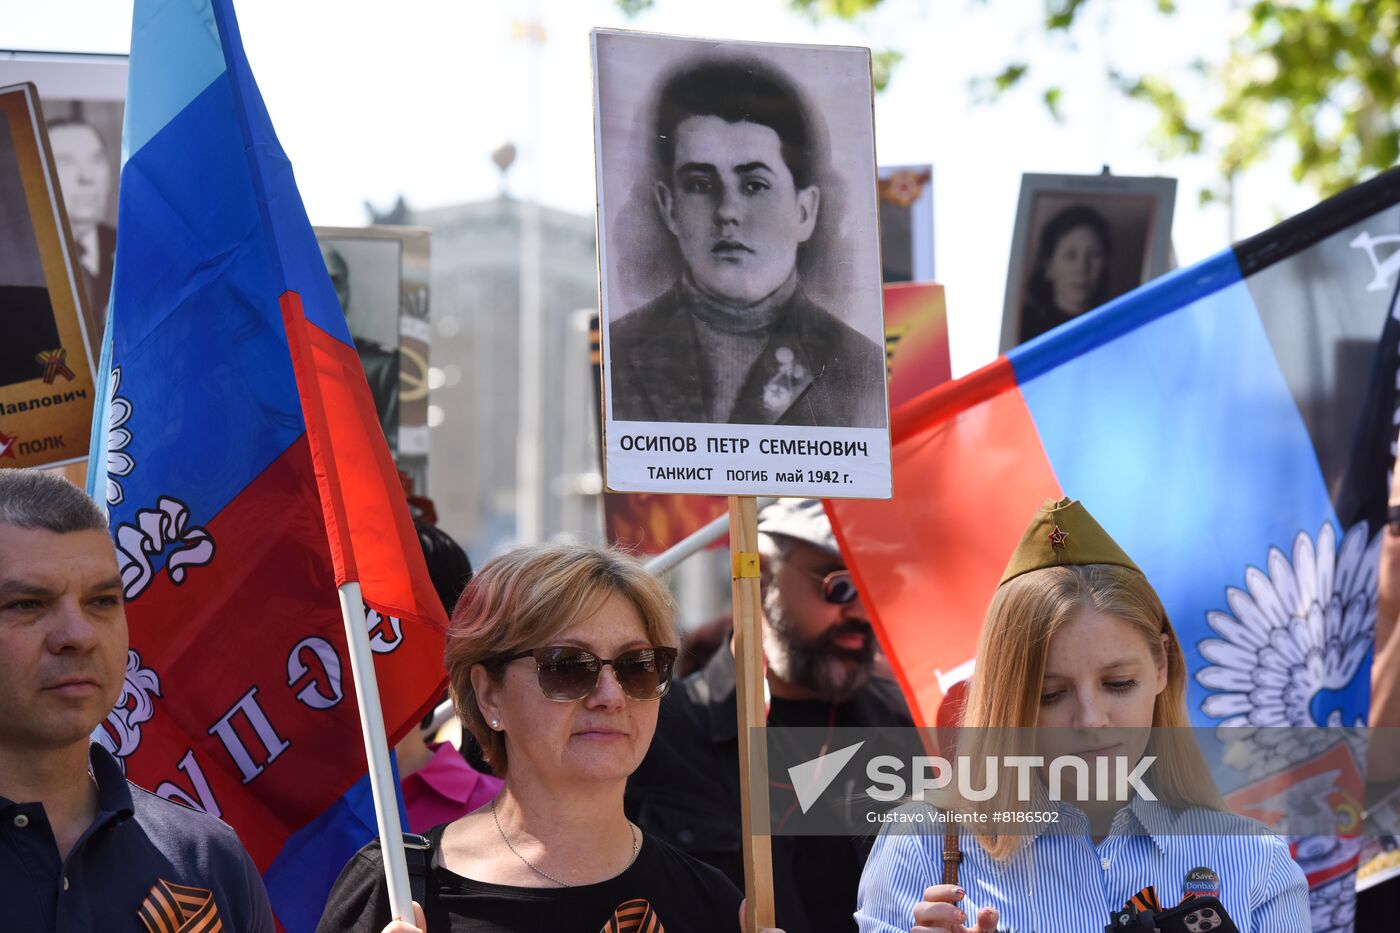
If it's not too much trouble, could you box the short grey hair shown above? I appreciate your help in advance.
[0,469,108,534]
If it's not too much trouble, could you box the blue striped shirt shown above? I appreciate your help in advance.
[855,797,1310,932]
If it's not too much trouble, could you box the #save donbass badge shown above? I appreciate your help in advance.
[1182,866,1221,900]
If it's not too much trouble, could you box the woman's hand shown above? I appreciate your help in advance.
[911,885,999,932]
[379,901,425,933]
[736,898,786,932]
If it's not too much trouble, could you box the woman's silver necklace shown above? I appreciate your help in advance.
[491,797,638,888]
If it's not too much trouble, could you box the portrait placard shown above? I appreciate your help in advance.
[592,29,892,499]
[878,163,934,283]
[999,172,1176,351]
[314,225,432,479]
[0,52,128,342]
[0,82,99,470]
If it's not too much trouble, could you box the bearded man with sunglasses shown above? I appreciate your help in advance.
[626,498,915,933]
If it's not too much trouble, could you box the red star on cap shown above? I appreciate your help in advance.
[1048,525,1069,550]
[0,428,16,459]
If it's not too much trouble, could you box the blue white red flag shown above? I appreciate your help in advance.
[829,169,1400,932]
[86,1,449,928]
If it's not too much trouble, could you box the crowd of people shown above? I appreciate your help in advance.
[4,468,1399,931]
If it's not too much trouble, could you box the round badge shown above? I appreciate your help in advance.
[1182,865,1221,899]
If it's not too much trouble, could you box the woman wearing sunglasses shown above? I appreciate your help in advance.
[317,543,782,933]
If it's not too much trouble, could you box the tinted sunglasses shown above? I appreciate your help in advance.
[500,645,679,701]
[799,567,859,605]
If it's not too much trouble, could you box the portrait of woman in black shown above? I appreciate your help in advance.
[1018,203,1113,344]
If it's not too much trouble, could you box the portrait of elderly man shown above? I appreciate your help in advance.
[47,116,117,339]
[607,57,887,429]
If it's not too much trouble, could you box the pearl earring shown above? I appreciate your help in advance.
[491,719,500,729]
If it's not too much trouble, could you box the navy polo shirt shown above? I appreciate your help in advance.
[0,744,275,932]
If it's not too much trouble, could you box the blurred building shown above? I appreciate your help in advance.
[374,195,603,561]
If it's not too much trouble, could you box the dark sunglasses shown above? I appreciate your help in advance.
[500,645,679,701]
[798,567,859,605]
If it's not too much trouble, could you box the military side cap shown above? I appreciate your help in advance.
[999,496,1142,585]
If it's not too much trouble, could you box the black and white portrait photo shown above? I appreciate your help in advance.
[46,102,121,328]
[0,52,129,343]
[592,30,891,499]
[315,230,405,455]
[877,163,934,284]
[595,32,888,433]
[1000,173,1176,350]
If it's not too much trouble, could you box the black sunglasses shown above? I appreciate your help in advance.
[500,645,679,701]
[798,567,859,605]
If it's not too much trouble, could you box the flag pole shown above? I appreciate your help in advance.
[337,581,417,922]
[728,495,775,931]
[277,296,417,922]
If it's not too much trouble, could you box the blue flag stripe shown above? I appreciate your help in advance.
[107,73,304,545]
[1017,270,1339,723]
[1007,249,1242,385]
[208,0,357,351]
[122,0,226,163]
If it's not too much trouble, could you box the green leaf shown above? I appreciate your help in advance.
[995,63,1029,92]
[789,0,886,19]
[1045,0,1091,31]
[871,49,904,93]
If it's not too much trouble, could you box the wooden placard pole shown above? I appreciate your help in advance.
[728,495,775,932]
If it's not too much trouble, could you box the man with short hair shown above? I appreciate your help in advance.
[609,58,886,428]
[626,498,913,933]
[0,468,274,931]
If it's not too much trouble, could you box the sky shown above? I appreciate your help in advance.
[3,0,1315,376]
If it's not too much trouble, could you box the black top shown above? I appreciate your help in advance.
[316,823,742,933]
[625,645,916,933]
[0,284,61,388]
[0,744,274,933]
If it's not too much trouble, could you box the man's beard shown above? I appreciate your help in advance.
[765,590,876,704]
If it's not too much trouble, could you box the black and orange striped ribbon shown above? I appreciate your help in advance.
[137,878,224,933]
[1127,885,1160,915]
[601,898,665,933]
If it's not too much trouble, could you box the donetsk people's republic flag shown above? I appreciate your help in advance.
[87,0,449,928]
[829,169,1400,933]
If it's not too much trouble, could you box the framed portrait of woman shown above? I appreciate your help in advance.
[999,172,1176,351]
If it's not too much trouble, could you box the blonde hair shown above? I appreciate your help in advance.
[445,543,678,776]
[959,563,1223,860]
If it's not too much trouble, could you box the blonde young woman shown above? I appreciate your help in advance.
[317,544,782,933]
[854,498,1309,933]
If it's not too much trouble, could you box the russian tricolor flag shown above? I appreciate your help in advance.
[829,169,1400,932]
[87,1,448,928]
